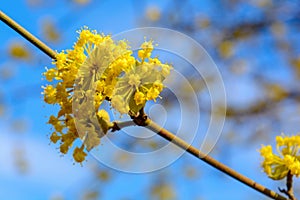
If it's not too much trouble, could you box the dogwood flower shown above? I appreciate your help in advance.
[43,27,171,163]
[260,134,300,180]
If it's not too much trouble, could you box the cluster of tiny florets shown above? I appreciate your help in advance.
[43,27,172,163]
[260,134,300,180]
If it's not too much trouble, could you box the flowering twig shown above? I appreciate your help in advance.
[0,10,289,200]
[279,171,297,200]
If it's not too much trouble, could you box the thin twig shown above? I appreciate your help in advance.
[144,118,288,200]
[0,10,57,59]
[0,10,289,200]
[279,171,296,200]
[111,120,136,132]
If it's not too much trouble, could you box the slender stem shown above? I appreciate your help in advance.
[144,118,288,200]
[111,120,136,132]
[279,171,296,200]
[0,10,57,59]
[0,9,289,200]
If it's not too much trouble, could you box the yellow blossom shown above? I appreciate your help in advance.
[138,40,154,60]
[97,109,110,121]
[134,91,146,105]
[73,145,87,163]
[50,132,61,143]
[43,85,57,104]
[44,68,57,82]
[146,87,160,101]
[43,27,171,163]
[260,134,300,180]
[60,142,70,154]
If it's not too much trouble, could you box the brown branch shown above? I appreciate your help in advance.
[141,117,288,200]
[0,10,57,59]
[279,171,297,200]
[0,9,289,200]
[111,121,136,132]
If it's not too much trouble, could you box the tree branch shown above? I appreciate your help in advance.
[111,120,136,132]
[279,171,296,200]
[142,117,288,200]
[0,10,57,59]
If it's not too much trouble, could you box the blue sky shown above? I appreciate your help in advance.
[1,0,299,200]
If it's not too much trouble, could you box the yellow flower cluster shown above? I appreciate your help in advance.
[260,134,300,180]
[110,39,171,115]
[111,53,171,115]
[43,27,171,163]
